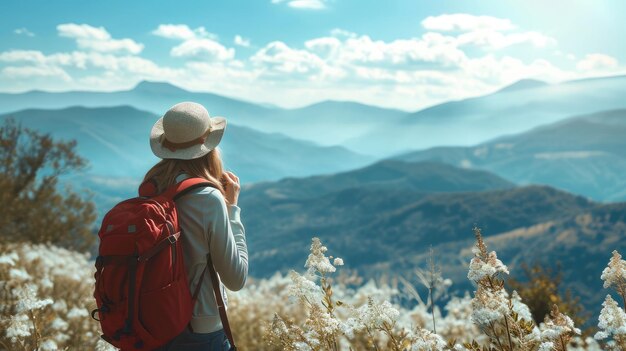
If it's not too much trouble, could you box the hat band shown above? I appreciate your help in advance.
[161,128,211,152]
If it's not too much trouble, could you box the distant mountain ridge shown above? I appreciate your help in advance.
[239,160,590,276]
[395,109,626,202]
[3,75,626,157]
[496,79,548,93]
[346,75,626,155]
[0,81,406,150]
[244,160,514,200]
[0,105,374,215]
[237,159,624,321]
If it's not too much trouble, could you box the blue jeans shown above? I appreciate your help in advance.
[158,328,231,351]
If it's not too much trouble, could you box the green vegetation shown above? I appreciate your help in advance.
[0,118,96,252]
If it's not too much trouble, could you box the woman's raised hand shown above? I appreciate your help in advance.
[222,171,240,206]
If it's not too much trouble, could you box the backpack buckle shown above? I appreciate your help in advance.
[168,233,180,244]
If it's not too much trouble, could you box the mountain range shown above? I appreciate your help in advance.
[239,160,592,276]
[346,75,626,155]
[0,106,372,210]
[0,81,406,150]
[238,159,624,319]
[395,109,626,202]
[2,75,626,157]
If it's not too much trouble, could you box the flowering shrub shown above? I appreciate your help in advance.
[594,250,626,350]
[0,234,622,351]
[0,243,114,351]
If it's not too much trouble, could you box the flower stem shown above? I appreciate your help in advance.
[503,315,513,351]
[489,321,505,351]
[559,334,567,351]
[429,286,437,334]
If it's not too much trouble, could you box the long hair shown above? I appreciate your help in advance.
[143,148,227,201]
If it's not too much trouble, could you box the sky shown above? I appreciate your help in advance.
[0,0,625,111]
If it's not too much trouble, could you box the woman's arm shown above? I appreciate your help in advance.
[205,178,248,291]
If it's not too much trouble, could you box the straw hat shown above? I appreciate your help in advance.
[150,102,226,160]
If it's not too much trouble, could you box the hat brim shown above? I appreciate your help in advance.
[150,116,226,160]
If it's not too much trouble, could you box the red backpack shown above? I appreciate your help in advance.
[91,177,213,350]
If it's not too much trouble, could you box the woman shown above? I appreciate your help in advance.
[145,101,247,351]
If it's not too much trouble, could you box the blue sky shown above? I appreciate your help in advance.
[1,0,624,110]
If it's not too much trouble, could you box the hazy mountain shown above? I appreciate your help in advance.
[0,106,373,210]
[346,75,626,155]
[395,109,626,202]
[496,78,548,93]
[0,81,406,149]
[244,160,514,201]
[3,75,626,157]
[238,161,590,277]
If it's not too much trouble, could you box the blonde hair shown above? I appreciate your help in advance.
[143,148,226,200]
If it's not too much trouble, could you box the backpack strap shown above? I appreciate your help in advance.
[165,177,237,348]
[206,254,237,350]
[162,177,215,201]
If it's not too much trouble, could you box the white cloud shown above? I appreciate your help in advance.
[422,14,515,32]
[305,32,466,70]
[171,39,235,61]
[1,17,624,111]
[576,53,619,71]
[1,65,71,81]
[14,28,35,37]
[421,14,555,51]
[251,41,338,79]
[0,50,46,64]
[152,24,217,41]
[57,23,144,54]
[58,23,110,40]
[152,24,233,61]
[457,30,556,50]
[234,35,251,47]
[330,28,357,39]
[272,0,327,10]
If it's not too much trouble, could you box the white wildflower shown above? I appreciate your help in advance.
[288,270,322,304]
[601,250,626,290]
[309,304,342,337]
[568,336,603,351]
[595,295,626,340]
[9,268,31,281]
[14,285,53,313]
[305,237,336,274]
[453,344,469,351]
[5,314,31,342]
[352,298,400,330]
[67,306,89,319]
[96,338,119,351]
[540,305,580,350]
[333,257,344,266]
[51,317,69,331]
[294,341,312,350]
[511,290,534,322]
[594,331,609,340]
[467,251,509,283]
[410,327,447,351]
[40,277,54,289]
[40,339,58,351]
[471,288,508,326]
[538,341,554,351]
[525,326,542,344]
[52,299,68,313]
[0,251,18,266]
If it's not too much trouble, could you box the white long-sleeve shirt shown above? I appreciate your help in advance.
[175,174,248,333]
